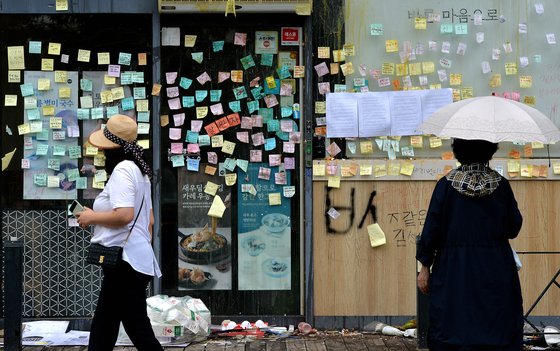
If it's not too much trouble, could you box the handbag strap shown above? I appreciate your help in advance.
[123,195,145,246]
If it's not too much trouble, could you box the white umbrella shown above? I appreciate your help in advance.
[421,96,560,143]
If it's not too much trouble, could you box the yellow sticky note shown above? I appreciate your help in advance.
[92,180,105,190]
[104,74,116,85]
[450,73,462,86]
[17,123,31,135]
[50,117,63,129]
[381,62,395,75]
[152,84,162,96]
[385,40,398,53]
[48,176,61,187]
[7,46,25,70]
[400,162,415,176]
[343,44,355,57]
[8,70,21,83]
[415,17,427,30]
[137,139,150,149]
[100,90,114,104]
[222,140,236,155]
[225,173,237,186]
[48,42,61,55]
[409,62,422,75]
[327,176,340,188]
[360,164,373,176]
[266,76,276,89]
[111,87,125,100]
[332,50,346,63]
[532,142,544,149]
[86,145,99,156]
[196,106,208,119]
[329,63,339,75]
[58,87,71,99]
[507,160,520,173]
[54,70,67,83]
[410,136,423,148]
[520,76,532,88]
[489,74,502,88]
[422,61,435,74]
[360,140,374,154]
[429,137,443,148]
[313,163,326,176]
[41,58,54,71]
[367,223,387,247]
[136,99,149,112]
[461,87,474,99]
[505,62,518,75]
[4,95,17,106]
[55,0,68,11]
[93,154,106,167]
[2,148,16,171]
[77,49,91,62]
[204,181,220,196]
[318,47,330,59]
[42,105,55,116]
[388,163,401,176]
[340,62,354,76]
[98,52,110,65]
[139,52,148,65]
[520,164,532,178]
[268,193,282,206]
[396,63,408,76]
[184,35,197,47]
[315,101,326,114]
[374,164,387,178]
[37,78,51,91]
[231,70,243,83]
[208,195,226,218]
[553,162,560,175]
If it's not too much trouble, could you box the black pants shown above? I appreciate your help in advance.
[88,258,163,351]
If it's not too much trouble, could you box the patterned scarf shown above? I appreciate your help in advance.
[103,127,153,179]
[445,163,501,197]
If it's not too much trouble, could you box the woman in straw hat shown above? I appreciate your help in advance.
[417,138,523,351]
[76,114,163,351]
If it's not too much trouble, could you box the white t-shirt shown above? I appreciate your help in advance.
[91,160,162,277]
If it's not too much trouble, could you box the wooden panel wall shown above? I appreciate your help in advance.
[313,180,560,316]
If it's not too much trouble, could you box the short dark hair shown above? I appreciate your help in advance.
[451,138,498,164]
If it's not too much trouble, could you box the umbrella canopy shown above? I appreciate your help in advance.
[421,96,560,143]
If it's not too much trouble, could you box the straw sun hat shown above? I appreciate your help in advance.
[88,114,138,149]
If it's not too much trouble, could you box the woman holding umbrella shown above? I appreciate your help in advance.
[416,138,524,350]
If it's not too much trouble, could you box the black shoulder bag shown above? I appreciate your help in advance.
[86,196,144,268]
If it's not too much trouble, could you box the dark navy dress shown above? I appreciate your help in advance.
[417,167,523,351]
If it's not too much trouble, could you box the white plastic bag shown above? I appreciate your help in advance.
[512,248,522,271]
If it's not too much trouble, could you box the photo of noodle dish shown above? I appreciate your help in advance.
[178,224,228,263]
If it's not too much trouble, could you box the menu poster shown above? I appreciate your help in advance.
[177,168,232,290]
[237,163,292,290]
[23,71,79,200]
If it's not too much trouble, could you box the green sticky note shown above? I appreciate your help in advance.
[180,77,193,90]
[137,111,150,122]
[192,52,203,64]
[68,146,82,159]
[91,107,104,119]
[229,100,241,112]
[36,144,49,156]
[370,23,384,36]
[213,41,224,52]
[66,168,80,181]
[281,106,293,117]
[80,79,93,91]
[53,145,66,156]
[534,54,542,63]
[251,86,264,100]
[20,83,34,97]
[186,130,199,143]
[455,24,468,35]
[131,71,144,83]
[247,100,259,114]
[27,108,41,121]
[107,106,119,117]
[76,177,87,189]
[267,120,280,132]
[240,55,256,70]
[261,54,274,66]
[224,158,237,171]
[210,90,222,102]
[171,155,185,168]
[233,86,248,100]
[121,97,134,111]
[118,52,132,65]
[198,135,210,146]
[47,159,61,171]
[182,96,195,108]
[277,66,291,79]
[36,130,49,141]
[133,87,146,99]
[440,23,453,34]
[259,108,274,123]
[120,72,132,85]
[77,108,90,120]
[34,174,47,187]
[237,159,249,172]
[195,90,208,102]
[29,41,42,54]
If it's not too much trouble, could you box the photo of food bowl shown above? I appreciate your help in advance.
[178,267,215,289]
[241,236,266,257]
[178,224,229,264]
[261,213,290,235]
[262,258,290,278]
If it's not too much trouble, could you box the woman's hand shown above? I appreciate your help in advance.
[417,265,430,295]
[75,206,95,228]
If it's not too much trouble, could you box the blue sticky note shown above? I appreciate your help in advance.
[259,108,274,123]
[131,72,144,83]
[180,77,193,90]
[247,100,259,114]
[229,100,241,112]
[264,137,277,151]
[213,41,225,52]
[171,155,185,168]
[455,24,468,35]
[36,144,49,155]
[77,108,90,120]
[29,41,42,54]
[264,79,280,95]
[277,66,292,79]
[192,52,203,63]
[66,168,80,181]
[267,120,280,132]
[240,55,256,70]
[68,146,82,159]
[281,106,293,117]
[20,83,34,97]
[80,79,93,91]
[133,87,146,99]
[182,96,195,108]
[76,177,87,189]
[233,86,248,100]
[195,90,208,102]
[106,106,119,117]
[120,72,132,85]
[440,23,453,34]
[210,90,222,102]
[27,108,41,121]
[187,157,200,171]
[36,130,49,141]
[118,52,132,65]
[121,97,134,111]
[186,130,199,143]
[198,135,210,146]
[251,86,264,100]
[237,159,249,172]
[53,145,66,156]
[261,54,274,66]
[224,158,237,171]
[137,111,150,122]
[370,24,384,36]
[91,107,104,119]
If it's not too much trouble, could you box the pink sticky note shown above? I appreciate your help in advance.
[250,77,261,87]
[280,119,293,132]
[280,83,293,96]
[251,132,265,146]
[269,154,282,166]
[210,103,224,115]
[283,142,295,153]
[107,64,121,77]
[166,72,178,84]
[170,142,183,154]
[258,167,271,180]
[252,115,263,127]
[264,95,279,108]
[289,131,301,143]
[314,62,329,77]
[207,151,218,164]
[167,97,181,110]
[197,72,211,85]
[234,32,247,46]
[241,116,253,129]
[173,113,185,126]
[187,143,200,153]
[250,150,262,162]
[218,71,231,83]
[166,86,179,98]
[318,82,330,95]
[191,120,203,132]
[169,128,182,140]
[284,157,295,169]
[275,172,287,185]
[237,131,249,143]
